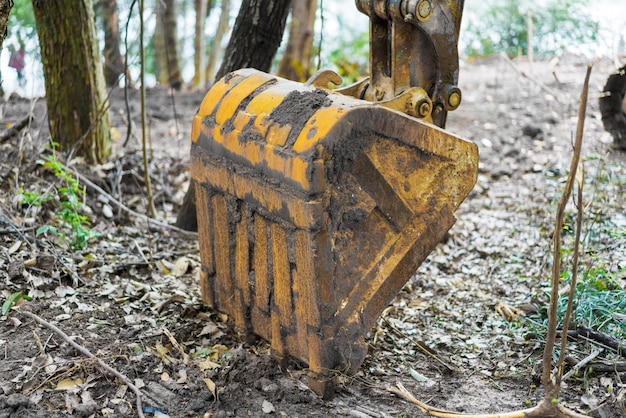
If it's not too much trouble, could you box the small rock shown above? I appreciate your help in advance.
[521,124,542,138]
[73,402,98,417]
[102,203,113,218]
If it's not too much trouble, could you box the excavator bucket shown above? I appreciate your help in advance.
[190,68,478,396]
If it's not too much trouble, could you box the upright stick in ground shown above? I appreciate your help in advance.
[388,64,593,418]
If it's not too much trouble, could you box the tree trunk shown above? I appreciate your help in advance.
[176,0,293,231]
[278,0,317,82]
[192,0,209,87]
[98,0,125,86]
[32,0,111,164]
[215,0,293,81]
[205,0,231,84]
[0,0,13,51]
[154,0,183,89]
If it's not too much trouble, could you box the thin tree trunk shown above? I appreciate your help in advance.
[176,0,293,231]
[33,0,111,164]
[99,0,125,86]
[205,0,231,85]
[278,0,317,82]
[192,0,209,87]
[215,0,292,81]
[0,0,13,51]
[154,0,183,89]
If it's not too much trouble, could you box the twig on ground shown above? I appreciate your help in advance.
[0,113,34,143]
[568,325,626,357]
[388,382,589,418]
[564,355,626,372]
[562,349,601,381]
[65,164,197,237]
[388,382,536,418]
[500,53,563,103]
[380,316,456,372]
[20,310,149,418]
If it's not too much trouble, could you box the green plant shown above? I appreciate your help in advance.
[524,266,626,340]
[20,144,99,250]
[2,291,31,315]
[462,0,599,58]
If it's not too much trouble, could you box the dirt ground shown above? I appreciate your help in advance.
[1,54,626,418]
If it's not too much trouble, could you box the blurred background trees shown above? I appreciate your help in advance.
[2,0,610,98]
[461,0,600,59]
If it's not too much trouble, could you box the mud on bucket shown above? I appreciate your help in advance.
[190,68,478,397]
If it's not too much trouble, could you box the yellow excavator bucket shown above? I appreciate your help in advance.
[191,68,478,396]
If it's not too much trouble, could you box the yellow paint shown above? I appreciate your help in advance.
[292,105,348,153]
[191,115,202,143]
[266,123,291,146]
[215,73,273,126]
[198,76,237,117]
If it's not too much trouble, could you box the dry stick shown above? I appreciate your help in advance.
[381,316,456,372]
[389,382,537,418]
[562,349,601,381]
[66,165,197,237]
[499,53,563,103]
[0,113,34,143]
[541,63,592,400]
[139,0,156,219]
[123,0,138,148]
[20,310,147,418]
[555,166,585,391]
[569,326,626,357]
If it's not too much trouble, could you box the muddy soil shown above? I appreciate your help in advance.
[1,55,626,418]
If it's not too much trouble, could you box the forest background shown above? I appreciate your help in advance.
[1,0,625,99]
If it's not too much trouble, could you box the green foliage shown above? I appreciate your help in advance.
[7,0,36,42]
[525,265,626,340]
[462,0,599,58]
[2,291,31,315]
[324,24,369,85]
[19,143,99,250]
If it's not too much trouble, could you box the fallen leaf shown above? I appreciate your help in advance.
[44,354,56,374]
[176,369,188,384]
[173,257,190,276]
[198,359,220,370]
[409,368,429,382]
[56,378,84,391]
[581,393,598,408]
[204,377,217,399]
[156,259,173,274]
[262,399,275,414]
[198,323,219,337]
[8,240,22,254]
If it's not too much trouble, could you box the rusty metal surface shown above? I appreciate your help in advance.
[351,0,465,127]
[191,69,478,394]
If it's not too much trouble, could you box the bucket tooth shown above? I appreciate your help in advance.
[191,69,478,396]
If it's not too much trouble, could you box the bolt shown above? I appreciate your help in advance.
[418,100,431,117]
[448,91,461,108]
[416,0,432,21]
[442,85,462,111]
